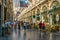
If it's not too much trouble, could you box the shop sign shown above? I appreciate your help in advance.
[20,0,28,7]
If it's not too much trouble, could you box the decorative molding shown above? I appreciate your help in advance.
[19,0,46,17]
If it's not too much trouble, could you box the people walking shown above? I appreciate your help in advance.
[18,21,20,30]
[39,21,46,32]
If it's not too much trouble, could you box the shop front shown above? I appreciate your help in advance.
[49,7,60,31]
[48,0,60,31]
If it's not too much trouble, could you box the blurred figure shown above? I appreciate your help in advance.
[18,21,20,30]
[39,21,42,30]
[3,19,11,34]
[20,21,24,30]
[39,21,46,32]
[23,21,27,30]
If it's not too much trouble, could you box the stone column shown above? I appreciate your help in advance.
[50,14,52,26]
[2,5,4,26]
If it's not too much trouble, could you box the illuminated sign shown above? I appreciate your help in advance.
[20,0,28,7]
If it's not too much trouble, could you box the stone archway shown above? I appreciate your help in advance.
[50,1,60,9]
[42,5,47,12]
[41,5,48,23]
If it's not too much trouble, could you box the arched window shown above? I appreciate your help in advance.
[42,6,47,12]
[36,9,40,21]
[37,9,40,16]
[51,1,60,9]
